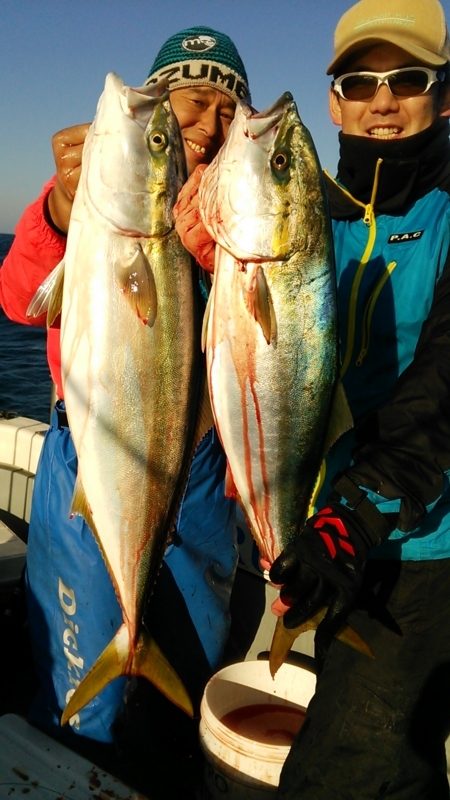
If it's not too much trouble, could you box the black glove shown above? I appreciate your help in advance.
[269,477,393,666]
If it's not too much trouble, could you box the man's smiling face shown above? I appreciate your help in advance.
[170,86,235,175]
[329,42,445,139]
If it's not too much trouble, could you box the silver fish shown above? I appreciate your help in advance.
[200,92,350,564]
[199,93,355,674]
[30,72,201,722]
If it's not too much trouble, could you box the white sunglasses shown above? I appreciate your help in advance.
[332,67,445,101]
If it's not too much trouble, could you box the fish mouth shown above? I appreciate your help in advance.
[244,92,295,139]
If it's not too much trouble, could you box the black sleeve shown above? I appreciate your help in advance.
[342,249,450,532]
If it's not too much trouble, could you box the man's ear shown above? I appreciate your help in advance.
[329,87,343,126]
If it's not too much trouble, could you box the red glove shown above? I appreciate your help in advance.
[173,165,216,273]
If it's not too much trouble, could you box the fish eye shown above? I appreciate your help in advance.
[271,149,290,172]
[149,131,167,151]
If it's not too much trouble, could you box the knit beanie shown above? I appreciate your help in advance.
[146,26,250,104]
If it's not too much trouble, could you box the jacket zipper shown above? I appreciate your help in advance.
[326,159,389,377]
[309,160,393,512]
[356,260,397,366]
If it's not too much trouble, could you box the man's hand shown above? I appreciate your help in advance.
[270,504,367,630]
[173,164,216,272]
[47,123,90,234]
[269,495,392,666]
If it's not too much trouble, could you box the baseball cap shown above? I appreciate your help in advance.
[146,26,250,104]
[327,0,450,75]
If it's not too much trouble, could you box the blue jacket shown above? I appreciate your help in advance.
[319,119,450,560]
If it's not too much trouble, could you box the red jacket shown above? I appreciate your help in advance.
[0,178,66,397]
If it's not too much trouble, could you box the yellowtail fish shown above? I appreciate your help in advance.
[199,93,356,673]
[29,72,202,722]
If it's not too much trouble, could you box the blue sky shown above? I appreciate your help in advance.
[1,0,449,233]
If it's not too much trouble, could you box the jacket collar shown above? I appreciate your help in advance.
[326,117,450,219]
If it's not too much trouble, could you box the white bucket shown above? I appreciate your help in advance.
[199,659,316,800]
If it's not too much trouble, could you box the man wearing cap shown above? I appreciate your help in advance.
[176,1,450,797]
[272,0,450,797]
[0,26,250,769]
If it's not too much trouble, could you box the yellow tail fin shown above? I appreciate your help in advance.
[61,623,193,726]
[269,613,374,678]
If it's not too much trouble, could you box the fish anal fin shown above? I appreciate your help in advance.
[116,243,157,326]
[70,478,98,538]
[61,624,193,727]
[193,372,214,445]
[243,265,276,345]
[224,462,237,499]
[201,289,213,353]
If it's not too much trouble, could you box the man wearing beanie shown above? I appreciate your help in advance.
[177,1,450,797]
[0,25,249,792]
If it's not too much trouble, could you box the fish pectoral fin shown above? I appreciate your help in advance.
[61,624,193,727]
[26,259,65,326]
[323,379,353,453]
[116,243,157,326]
[243,265,276,345]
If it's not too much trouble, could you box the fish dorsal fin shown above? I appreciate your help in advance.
[305,381,353,517]
[71,477,99,539]
[243,265,276,345]
[116,243,157,326]
[27,259,65,327]
[192,368,214,446]
[323,379,353,454]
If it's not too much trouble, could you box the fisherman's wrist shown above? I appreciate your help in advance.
[329,473,395,550]
[45,186,70,236]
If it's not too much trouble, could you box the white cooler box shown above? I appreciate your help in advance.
[0,714,149,799]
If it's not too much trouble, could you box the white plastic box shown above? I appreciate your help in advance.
[0,714,149,798]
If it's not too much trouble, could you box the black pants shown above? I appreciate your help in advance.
[277,559,450,800]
